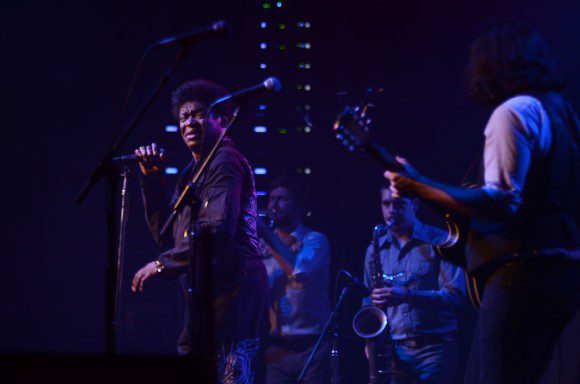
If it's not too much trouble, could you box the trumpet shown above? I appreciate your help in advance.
[257,209,278,230]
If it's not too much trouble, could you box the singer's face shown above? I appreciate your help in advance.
[178,101,208,155]
[380,188,417,231]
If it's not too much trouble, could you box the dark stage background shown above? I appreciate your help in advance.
[2,1,580,382]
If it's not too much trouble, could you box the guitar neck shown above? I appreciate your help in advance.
[366,139,404,172]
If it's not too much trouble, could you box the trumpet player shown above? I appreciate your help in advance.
[257,176,331,384]
[361,183,466,384]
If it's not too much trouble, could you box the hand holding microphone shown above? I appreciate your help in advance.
[134,143,166,176]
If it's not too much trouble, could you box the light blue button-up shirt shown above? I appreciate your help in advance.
[261,223,331,336]
[363,220,466,340]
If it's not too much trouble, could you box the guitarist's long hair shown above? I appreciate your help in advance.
[466,19,566,106]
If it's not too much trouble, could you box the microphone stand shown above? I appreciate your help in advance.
[113,166,130,352]
[330,318,342,384]
[74,43,194,356]
[182,183,216,383]
[297,284,353,384]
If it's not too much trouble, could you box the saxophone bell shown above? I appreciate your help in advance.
[352,306,388,338]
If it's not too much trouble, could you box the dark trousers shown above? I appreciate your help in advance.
[265,336,330,384]
[177,260,269,383]
[464,258,580,384]
[391,335,459,384]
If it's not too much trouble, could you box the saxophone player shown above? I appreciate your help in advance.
[361,183,466,384]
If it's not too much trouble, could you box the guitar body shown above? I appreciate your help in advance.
[434,213,469,269]
[434,215,483,309]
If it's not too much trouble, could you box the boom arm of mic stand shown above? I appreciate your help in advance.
[75,45,192,205]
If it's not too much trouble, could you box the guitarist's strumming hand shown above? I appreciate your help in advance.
[384,156,428,199]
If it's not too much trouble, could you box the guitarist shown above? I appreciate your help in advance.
[385,20,580,383]
[363,184,466,383]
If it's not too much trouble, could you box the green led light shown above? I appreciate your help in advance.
[278,44,287,50]
[296,84,302,90]
[263,3,271,9]
[278,128,288,134]
[279,23,286,30]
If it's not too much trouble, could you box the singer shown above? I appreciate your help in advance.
[256,176,331,384]
[131,79,268,383]
[361,183,465,384]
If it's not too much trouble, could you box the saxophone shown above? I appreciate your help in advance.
[352,221,394,384]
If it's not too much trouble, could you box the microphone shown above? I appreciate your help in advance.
[210,77,282,107]
[112,154,140,162]
[153,20,228,48]
[112,149,166,162]
[340,270,370,296]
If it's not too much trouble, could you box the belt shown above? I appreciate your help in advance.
[394,333,455,349]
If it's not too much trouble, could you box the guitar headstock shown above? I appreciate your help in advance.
[332,83,402,171]
[332,83,382,152]
[333,105,372,152]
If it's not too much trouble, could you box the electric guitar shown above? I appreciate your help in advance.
[333,85,483,308]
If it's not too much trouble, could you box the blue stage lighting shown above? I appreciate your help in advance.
[165,125,178,133]
[254,126,268,133]
[165,167,178,175]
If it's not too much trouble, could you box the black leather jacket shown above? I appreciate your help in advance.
[140,137,263,288]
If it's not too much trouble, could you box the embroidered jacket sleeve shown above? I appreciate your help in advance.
[139,174,172,248]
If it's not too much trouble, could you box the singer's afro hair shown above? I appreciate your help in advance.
[171,79,236,122]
